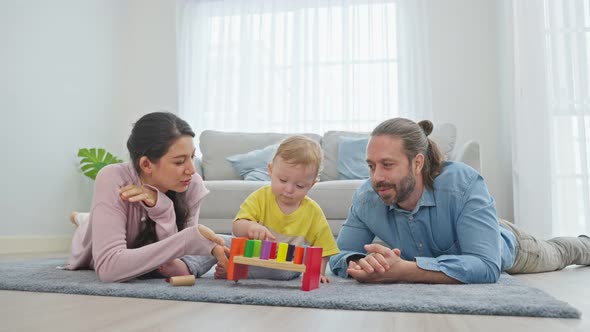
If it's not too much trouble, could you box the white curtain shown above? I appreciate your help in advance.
[511,0,590,238]
[177,0,431,135]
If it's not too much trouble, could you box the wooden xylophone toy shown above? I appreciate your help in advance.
[227,237,323,291]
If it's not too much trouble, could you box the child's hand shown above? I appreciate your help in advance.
[247,224,276,241]
[320,275,331,283]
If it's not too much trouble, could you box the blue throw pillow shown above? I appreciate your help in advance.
[226,144,279,181]
[338,136,369,180]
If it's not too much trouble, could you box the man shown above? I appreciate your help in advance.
[329,117,590,284]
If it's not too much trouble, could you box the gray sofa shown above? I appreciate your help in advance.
[195,124,481,236]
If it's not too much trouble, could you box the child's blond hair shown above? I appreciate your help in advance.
[272,135,323,179]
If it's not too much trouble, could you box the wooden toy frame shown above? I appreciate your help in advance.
[227,237,323,291]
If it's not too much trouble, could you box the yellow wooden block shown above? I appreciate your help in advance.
[276,242,289,262]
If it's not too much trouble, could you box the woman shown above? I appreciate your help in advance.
[67,112,227,282]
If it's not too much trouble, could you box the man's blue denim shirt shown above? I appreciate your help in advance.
[330,161,516,284]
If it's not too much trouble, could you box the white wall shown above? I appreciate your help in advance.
[427,0,514,222]
[0,0,178,252]
[0,0,515,252]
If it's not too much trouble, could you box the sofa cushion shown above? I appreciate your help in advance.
[321,131,369,181]
[430,123,457,159]
[452,140,481,172]
[199,180,270,219]
[199,130,322,180]
[337,136,370,180]
[199,179,366,222]
[308,179,366,219]
[321,123,457,181]
[226,144,279,181]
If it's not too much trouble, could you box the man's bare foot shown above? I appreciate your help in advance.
[214,264,227,279]
[158,259,191,277]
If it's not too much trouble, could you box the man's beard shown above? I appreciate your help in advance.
[372,172,416,206]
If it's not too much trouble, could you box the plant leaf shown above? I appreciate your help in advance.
[103,152,122,164]
[77,148,123,180]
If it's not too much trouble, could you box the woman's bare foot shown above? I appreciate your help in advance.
[69,212,90,228]
[158,259,191,277]
[69,212,79,227]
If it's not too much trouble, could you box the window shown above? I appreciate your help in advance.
[512,0,590,237]
[544,0,590,235]
[179,0,430,135]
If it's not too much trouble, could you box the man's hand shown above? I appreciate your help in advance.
[247,223,276,241]
[347,244,404,283]
[119,184,157,207]
[347,244,462,284]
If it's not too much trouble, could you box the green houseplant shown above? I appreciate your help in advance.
[77,148,123,180]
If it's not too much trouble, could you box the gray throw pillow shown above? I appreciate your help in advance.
[337,136,370,180]
[226,144,279,181]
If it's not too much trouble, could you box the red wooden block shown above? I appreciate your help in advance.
[301,247,323,291]
[269,241,277,259]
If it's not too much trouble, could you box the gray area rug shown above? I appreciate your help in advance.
[0,258,580,318]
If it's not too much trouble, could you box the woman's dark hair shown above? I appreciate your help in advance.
[371,118,444,189]
[126,112,195,248]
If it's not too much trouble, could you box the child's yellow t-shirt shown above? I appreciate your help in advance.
[234,186,339,257]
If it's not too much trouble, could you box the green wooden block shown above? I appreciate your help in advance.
[253,240,262,257]
[244,240,255,257]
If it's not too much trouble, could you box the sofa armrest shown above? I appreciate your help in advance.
[452,140,481,173]
[194,156,204,178]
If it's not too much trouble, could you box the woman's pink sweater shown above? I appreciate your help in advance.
[67,162,216,282]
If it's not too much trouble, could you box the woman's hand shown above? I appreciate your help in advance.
[196,225,227,247]
[211,245,229,272]
[119,184,157,207]
[196,225,230,270]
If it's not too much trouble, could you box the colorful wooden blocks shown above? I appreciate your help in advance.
[227,237,323,291]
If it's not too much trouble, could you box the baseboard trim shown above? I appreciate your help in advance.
[0,236,71,254]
